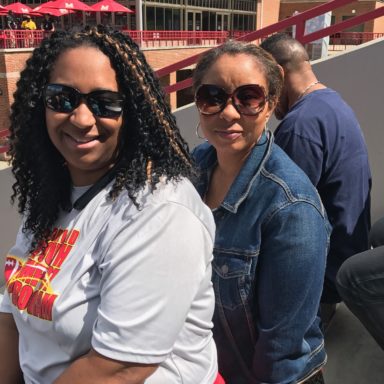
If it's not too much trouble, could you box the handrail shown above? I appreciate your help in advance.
[156,0,384,93]
[123,29,231,48]
[0,30,47,49]
[0,29,243,50]
[330,31,384,45]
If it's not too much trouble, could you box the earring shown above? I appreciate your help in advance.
[195,122,205,140]
[256,124,269,146]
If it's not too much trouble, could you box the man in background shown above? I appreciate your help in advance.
[21,15,36,30]
[261,33,372,322]
[6,10,18,30]
[42,14,55,33]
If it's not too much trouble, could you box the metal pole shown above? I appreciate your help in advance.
[136,0,143,30]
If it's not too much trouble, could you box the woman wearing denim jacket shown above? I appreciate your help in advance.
[192,41,331,384]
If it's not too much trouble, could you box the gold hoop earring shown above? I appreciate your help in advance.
[195,122,205,140]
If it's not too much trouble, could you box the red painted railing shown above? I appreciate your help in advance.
[123,30,232,48]
[0,30,47,49]
[0,26,382,52]
[156,0,384,94]
[0,29,249,50]
[330,31,384,45]
[0,129,10,155]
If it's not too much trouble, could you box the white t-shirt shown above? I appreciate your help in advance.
[1,177,217,384]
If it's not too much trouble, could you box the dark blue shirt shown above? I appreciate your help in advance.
[274,88,371,302]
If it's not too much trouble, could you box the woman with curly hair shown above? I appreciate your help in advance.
[0,26,218,384]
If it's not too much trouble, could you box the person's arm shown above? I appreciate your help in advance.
[56,198,212,384]
[54,349,157,384]
[252,201,329,382]
[0,312,24,384]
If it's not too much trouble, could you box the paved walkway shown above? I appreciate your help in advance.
[0,161,10,170]
[324,303,384,383]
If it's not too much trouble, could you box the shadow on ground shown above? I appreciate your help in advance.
[324,303,384,383]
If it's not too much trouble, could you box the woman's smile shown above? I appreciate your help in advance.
[46,46,123,186]
[199,53,273,158]
[63,132,101,146]
[215,129,242,140]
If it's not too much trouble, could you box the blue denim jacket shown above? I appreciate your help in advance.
[192,132,331,384]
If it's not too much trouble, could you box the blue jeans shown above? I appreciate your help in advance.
[336,245,384,349]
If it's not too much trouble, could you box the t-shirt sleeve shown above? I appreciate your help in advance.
[1,222,31,314]
[0,291,12,313]
[92,201,213,363]
[274,119,324,186]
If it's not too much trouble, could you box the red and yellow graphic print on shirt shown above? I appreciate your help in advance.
[4,227,79,321]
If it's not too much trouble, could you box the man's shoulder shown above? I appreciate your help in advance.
[299,88,355,119]
[277,88,359,138]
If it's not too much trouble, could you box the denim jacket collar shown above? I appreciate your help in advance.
[197,131,272,214]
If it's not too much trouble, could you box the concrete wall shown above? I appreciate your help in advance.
[175,103,204,150]
[259,0,281,29]
[311,38,384,222]
[174,37,384,223]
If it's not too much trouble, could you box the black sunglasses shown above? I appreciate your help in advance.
[195,84,269,116]
[44,83,124,118]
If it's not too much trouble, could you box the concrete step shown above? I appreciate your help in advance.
[324,303,384,383]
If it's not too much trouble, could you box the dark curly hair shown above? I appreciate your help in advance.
[192,40,283,108]
[9,26,193,251]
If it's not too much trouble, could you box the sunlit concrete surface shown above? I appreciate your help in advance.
[324,303,384,384]
[0,161,10,170]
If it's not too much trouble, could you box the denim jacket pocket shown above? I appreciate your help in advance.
[212,251,259,372]
[212,252,256,311]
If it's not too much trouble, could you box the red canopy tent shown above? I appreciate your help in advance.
[5,2,33,14]
[34,2,75,17]
[90,0,134,13]
[44,0,94,12]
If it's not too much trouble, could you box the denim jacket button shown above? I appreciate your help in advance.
[221,264,229,275]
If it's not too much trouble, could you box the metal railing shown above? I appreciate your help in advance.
[0,28,382,51]
[330,31,384,45]
[156,0,384,94]
[0,130,9,156]
[0,30,47,49]
[0,29,252,50]
[123,30,232,48]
